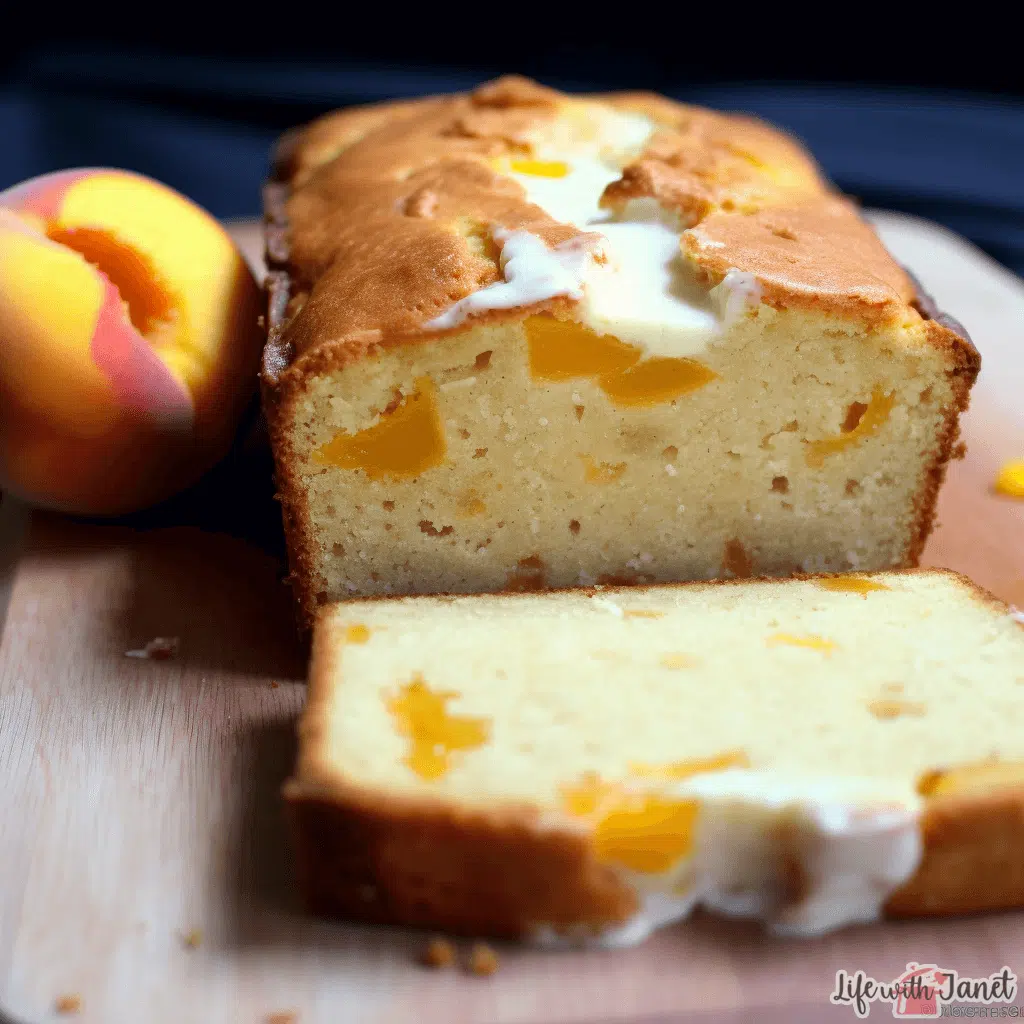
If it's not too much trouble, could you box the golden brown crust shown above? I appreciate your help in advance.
[682,197,916,320]
[599,105,825,224]
[278,95,447,187]
[888,788,1024,917]
[900,318,981,567]
[261,179,318,628]
[287,569,1024,937]
[269,75,937,366]
[889,263,981,568]
[288,594,636,936]
[286,791,637,938]
[290,783,1024,936]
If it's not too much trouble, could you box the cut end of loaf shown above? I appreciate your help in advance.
[261,78,977,628]
[271,305,971,626]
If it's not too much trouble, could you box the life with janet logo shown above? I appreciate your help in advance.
[830,963,1018,1018]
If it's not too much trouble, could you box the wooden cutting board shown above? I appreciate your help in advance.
[1,213,1022,1024]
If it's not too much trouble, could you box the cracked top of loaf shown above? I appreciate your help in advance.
[267,75,936,369]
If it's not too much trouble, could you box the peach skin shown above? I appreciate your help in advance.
[0,169,264,515]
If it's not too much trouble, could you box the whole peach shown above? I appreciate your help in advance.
[0,169,264,515]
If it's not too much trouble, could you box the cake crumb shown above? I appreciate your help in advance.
[467,942,500,976]
[55,994,82,1015]
[182,928,203,949]
[266,1013,297,1024]
[125,636,179,660]
[420,936,456,969]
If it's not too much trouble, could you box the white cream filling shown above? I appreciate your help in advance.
[427,230,592,331]
[710,268,763,327]
[532,771,922,947]
[509,155,623,229]
[427,118,756,355]
[580,207,720,356]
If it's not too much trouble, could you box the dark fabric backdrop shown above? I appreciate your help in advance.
[3,30,1023,276]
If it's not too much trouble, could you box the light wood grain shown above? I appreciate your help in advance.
[1,215,1022,1024]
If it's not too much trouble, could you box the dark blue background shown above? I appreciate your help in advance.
[2,15,1023,275]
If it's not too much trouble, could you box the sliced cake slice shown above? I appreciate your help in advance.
[285,569,1024,943]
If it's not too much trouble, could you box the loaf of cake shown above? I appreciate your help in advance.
[262,76,980,626]
[285,570,1024,942]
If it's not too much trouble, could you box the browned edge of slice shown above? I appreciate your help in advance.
[284,568,1024,937]
[261,142,320,631]
[896,264,981,568]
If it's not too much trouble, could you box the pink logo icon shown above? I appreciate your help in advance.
[891,963,951,1018]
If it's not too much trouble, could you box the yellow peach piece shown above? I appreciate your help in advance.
[918,761,1024,798]
[560,754,747,874]
[526,315,640,380]
[524,315,717,407]
[0,169,263,515]
[816,576,891,596]
[598,357,718,407]
[312,377,447,480]
[508,159,570,178]
[994,460,1024,499]
[387,673,491,781]
[805,387,895,468]
[766,632,838,655]
[578,454,627,483]
[628,751,750,781]
[592,793,700,874]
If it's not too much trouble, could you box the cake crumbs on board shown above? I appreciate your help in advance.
[419,936,456,969]
[181,928,203,949]
[467,942,500,977]
[266,1013,298,1024]
[55,994,82,1015]
[418,937,499,975]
